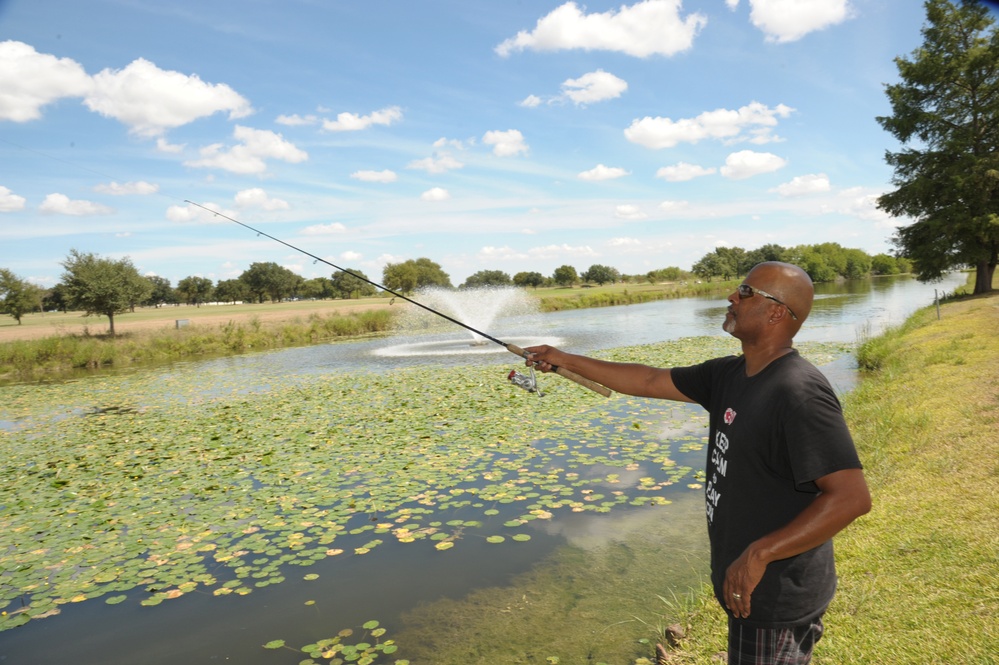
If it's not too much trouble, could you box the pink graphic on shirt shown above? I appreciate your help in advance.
[723,408,737,425]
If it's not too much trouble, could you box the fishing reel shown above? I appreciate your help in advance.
[508,366,543,397]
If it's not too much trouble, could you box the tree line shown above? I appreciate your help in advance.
[0,241,915,333]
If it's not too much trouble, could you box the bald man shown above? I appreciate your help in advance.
[526,262,871,665]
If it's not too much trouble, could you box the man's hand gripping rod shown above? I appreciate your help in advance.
[185,200,612,397]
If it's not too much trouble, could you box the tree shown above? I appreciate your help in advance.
[0,269,44,324]
[215,278,249,304]
[382,258,451,293]
[581,264,619,285]
[144,275,175,306]
[240,262,301,303]
[513,271,545,289]
[330,269,377,299]
[176,276,215,306]
[877,0,999,294]
[42,283,70,313]
[60,249,151,336]
[461,270,512,288]
[552,265,578,287]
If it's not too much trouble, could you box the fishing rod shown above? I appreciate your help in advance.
[184,200,612,397]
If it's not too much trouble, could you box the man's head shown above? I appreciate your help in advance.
[723,262,813,341]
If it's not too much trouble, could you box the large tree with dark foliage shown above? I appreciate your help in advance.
[60,249,151,336]
[877,0,999,294]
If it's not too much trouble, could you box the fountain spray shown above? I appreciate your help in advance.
[186,200,612,397]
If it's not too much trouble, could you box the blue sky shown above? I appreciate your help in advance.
[0,0,963,287]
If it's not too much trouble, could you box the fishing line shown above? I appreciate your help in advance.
[183,200,612,397]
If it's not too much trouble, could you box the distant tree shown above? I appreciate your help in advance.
[691,253,726,282]
[330,269,377,299]
[0,269,44,324]
[42,283,70,313]
[240,262,301,303]
[871,253,901,275]
[552,265,578,287]
[744,243,788,268]
[214,278,249,304]
[60,249,151,336]
[382,258,451,294]
[877,0,999,294]
[581,264,619,285]
[176,276,215,306]
[513,271,545,289]
[144,275,176,306]
[461,270,512,288]
[646,267,683,283]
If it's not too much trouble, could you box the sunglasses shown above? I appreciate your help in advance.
[737,284,798,320]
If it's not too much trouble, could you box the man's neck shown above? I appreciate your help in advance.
[740,341,794,376]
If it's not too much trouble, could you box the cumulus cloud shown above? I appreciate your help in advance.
[39,193,113,215]
[351,169,398,183]
[156,138,185,153]
[834,187,897,226]
[719,150,787,179]
[0,186,27,212]
[656,162,717,182]
[421,187,451,201]
[615,204,647,219]
[495,0,707,58]
[659,200,690,211]
[483,129,528,157]
[301,222,347,235]
[341,250,362,262]
[407,154,464,173]
[234,187,290,210]
[578,164,629,181]
[772,173,831,197]
[276,113,319,126]
[562,70,628,105]
[608,237,642,247]
[85,58,252,137]
[747,0,855,43]
[184,125,308,174]
[625,102,793,149]
[93,181,159,196]
[166,201,235,223]
[519,95,543,108]
[322,106,402,132]
[0,41,91,122]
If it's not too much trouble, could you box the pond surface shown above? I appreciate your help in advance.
[0,274,965,664]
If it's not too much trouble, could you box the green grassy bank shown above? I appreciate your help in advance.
[655,290,999,664]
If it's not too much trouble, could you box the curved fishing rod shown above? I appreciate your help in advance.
[185,200,612,397]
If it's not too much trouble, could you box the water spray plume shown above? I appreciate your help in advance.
[185,200,612,397]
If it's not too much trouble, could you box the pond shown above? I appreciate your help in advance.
[0,274,965,664]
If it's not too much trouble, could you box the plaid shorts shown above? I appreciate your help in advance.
[726,616,824,665]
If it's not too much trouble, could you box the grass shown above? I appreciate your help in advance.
[655,285,999,663]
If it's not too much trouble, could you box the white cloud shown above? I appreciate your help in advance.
[719,150,787,179]
[407,154,464,173]
[561,70,628,105]
[39,193,113,215]
[166,201,234,223]
[0,186,27,212]
[834,187,897,226]
[322,106,402,132]
[578,164,629,181]
[185,125,308,174]
[156,138,185,153]
[659,200,690,211]
[656,162,717,182]
[747,0,855,43]
[93,180,159,196]
[772,173,831,197]
[421,187,451,201]
[276,113,319,126]
[0,41,91,122]
[341,251,362,262]
[433,137,471,150]
[615,204,647,219]
[625,102,794,149]
[301,222,347,235]
[86,58,252,137]
[495,0,708,58]
[529,243,599,258]
[519,95,543,108]
[234,187,290,210]
[483,129,528,157]
[351,169,398,183]
[608,237,642,246]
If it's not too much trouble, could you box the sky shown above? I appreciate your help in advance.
[0,0,986,288]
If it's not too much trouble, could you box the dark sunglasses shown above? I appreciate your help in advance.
[737,284,798,320]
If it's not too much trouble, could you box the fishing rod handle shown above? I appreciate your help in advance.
[505,344,612,398]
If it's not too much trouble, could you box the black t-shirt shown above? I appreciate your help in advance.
[671,350,862,626]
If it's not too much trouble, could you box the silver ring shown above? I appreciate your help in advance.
[732,593,742,599]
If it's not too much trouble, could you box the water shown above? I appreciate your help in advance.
[0,273,967,664]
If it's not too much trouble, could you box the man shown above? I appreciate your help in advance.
[526,262,871,665]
